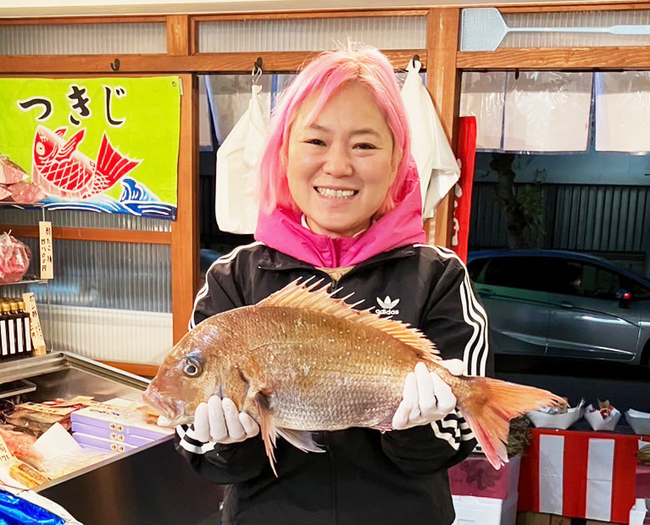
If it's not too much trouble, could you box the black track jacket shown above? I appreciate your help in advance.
[175,241,492,525]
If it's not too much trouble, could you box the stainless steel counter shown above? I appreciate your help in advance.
[0,352,223,525]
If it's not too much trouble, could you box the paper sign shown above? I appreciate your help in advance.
[38,221,53,280]
[22,292,46,355]
[16,402,76,416]
[34,423,81,461]
[0,435,14,465]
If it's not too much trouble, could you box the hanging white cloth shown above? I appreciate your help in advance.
[215,84,268,234]
[400,59,461,219]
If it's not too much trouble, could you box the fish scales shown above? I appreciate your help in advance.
[216,305,416,431]
[144,279,566,472]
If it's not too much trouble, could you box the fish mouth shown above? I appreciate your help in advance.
[142,388,189,425]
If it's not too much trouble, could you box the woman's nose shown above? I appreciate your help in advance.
[323,144,353,177]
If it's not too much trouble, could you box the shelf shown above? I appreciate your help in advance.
[0,202,44,209]
[0,277,47,287]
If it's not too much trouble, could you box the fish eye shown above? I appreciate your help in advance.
[182,357,203,378]
[36,143,45,155]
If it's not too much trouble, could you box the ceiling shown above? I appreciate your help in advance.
[0,0,611,18]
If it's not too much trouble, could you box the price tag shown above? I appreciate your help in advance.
[0,435,14,466]
[22,292,46,356]
[15,403,76,416]
[38,221,53,280]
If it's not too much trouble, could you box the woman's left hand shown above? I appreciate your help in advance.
[391,359,464,430]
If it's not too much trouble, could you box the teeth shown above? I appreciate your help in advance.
[316,187,357,199]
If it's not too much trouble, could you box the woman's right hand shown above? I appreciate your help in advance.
[193,396,260,444]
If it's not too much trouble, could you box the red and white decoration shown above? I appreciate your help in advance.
[518,428,638,523]
[450,116,477,263]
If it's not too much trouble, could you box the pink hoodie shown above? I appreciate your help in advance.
[254,165,426,269]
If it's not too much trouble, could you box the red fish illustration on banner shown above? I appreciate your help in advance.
[31,125,141,199]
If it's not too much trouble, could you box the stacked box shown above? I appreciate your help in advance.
[70,404,173,453]
[449,454,522,525]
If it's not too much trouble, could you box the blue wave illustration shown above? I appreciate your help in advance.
[38,177,176,220]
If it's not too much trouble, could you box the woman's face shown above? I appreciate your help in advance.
[286,83,399,238]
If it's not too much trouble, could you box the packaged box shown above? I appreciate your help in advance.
[627,410,650,436]
[629,498,649,525]
[73,432,138,454]
[452,492,519,525]
[70,403,173,441]
[71,421,153,447]
[449,453,521,500]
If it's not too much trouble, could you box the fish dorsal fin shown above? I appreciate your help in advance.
[259,279,439,361]
[54,127,67,138]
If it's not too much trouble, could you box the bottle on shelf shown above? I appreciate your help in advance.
[0,302,9,359]
[18,301,32,356]
[5,301,18,358]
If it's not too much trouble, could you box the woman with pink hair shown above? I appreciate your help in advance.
[175,45,491,525]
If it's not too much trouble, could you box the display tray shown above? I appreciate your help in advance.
[0,352,222,525]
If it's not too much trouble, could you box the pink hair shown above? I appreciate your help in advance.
[256,45,413,217]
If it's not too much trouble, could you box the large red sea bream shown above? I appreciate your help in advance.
[31,125,141,199]
[144,280,566,475]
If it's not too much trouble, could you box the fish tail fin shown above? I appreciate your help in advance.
[253,391,279,477]
[93,133,141,194]
[458,377,565,470]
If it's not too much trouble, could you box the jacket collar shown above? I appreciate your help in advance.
[258,244,417,273]
[254,162,426,269]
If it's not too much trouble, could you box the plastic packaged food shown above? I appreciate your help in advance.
[0,232,31,284]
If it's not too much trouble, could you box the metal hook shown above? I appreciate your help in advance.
[412,54,420,67]
[110,58,121,72]
[252,57,263,85]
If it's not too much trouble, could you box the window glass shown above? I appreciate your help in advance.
[546,260,585,296]
[467,258,488,282]
[480,256,548,291]
[620,276,650,300]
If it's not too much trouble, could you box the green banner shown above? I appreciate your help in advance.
[0,76,181,219]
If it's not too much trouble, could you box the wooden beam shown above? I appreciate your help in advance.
[171,74,198,346]
[101,360,159,378]
[2,225,172,244]
[166,15,191,57]
[0,15,166,25]
[499,3,650,13]
[425,8,461,249]
[192,9,429,21]
[0,50,426,74]
[457,46,650,70]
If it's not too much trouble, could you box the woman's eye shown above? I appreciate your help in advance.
[355,143,377,150]
[305,139,326,146]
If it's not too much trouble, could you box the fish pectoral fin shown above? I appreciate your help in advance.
[59,128,86,158]
[252,390,279,477]
[277,429,324,454]
[54,127,68,138]
[370,417,394,433]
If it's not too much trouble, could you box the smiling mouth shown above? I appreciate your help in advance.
[315,187,358,199]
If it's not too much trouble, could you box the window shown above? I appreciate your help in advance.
[479,256,548,292]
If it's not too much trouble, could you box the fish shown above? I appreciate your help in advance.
[31,125,141,199]
[0,155,29,184]
[143,279,565,474]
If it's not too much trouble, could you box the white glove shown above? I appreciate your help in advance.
[192,396,260,444]
[391,359,464,430]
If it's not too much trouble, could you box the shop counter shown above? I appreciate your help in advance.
[0,352,222,525]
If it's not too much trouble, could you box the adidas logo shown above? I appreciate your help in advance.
[375,295,400,316]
